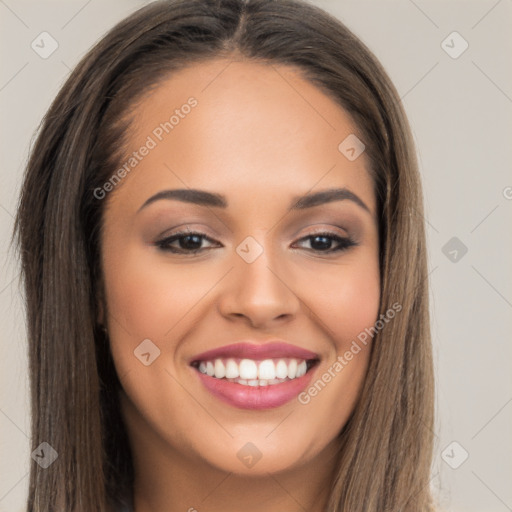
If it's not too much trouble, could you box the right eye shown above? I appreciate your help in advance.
[155,230,221,255]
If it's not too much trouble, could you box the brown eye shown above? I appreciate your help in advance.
[155,231,220,254]
[292,232,357,253]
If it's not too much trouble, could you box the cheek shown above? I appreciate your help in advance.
[292,255,379,441]
[304,254,381,352]
[102,244,208,423]
[103,244,214,342]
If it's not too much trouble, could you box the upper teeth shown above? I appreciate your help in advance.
[197,358,308,380]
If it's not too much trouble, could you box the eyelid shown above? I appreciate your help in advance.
[156,223,218,240]
[294,224,349,238]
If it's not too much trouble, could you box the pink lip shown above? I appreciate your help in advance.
[194,370,317,410]
[190,341,319,363]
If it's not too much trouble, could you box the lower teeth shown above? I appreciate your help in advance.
[222,377,291,386]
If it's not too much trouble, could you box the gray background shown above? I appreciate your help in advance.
[1,1,511,511]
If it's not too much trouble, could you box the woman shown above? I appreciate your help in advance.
[14,0,436,510]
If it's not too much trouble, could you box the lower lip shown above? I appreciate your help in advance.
[193,367,317,410]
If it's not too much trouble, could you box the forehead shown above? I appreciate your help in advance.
[111,58,375,215]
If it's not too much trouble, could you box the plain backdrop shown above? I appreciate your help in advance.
[1,1,511,511]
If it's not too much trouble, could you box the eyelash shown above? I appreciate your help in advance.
[154,230,357,256]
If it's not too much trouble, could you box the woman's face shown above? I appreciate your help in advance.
[100,58,380,477]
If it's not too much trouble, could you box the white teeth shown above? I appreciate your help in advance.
[287,359,297,379]
[214,359,226,379]
[239,359,258,380]
[275,359,288,379]
[196,357,314,384]
[258,359,276,380]
[296,360,307,377]
[225,359,239,379]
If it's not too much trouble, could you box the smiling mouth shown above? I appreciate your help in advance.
[189,341,320,409]
[191,357,319,410]
[191,357,319,386]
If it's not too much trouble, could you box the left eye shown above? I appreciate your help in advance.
[292,232,357,253]
[155,231,356,255]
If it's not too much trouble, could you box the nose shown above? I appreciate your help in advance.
[217,246,300,329]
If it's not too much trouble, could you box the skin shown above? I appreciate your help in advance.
[99,57,380,512]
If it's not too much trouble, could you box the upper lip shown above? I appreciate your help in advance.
[190,340,319,363]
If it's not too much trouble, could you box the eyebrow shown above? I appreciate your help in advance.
[137,187,371,214]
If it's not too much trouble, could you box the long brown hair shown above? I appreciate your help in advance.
[14,0,436,510]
